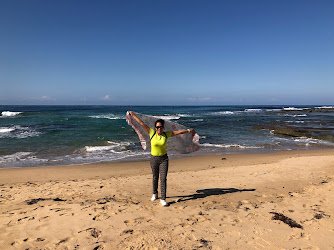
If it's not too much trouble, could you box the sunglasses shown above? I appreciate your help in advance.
[155,126,164,129]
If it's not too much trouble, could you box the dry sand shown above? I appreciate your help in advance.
[0,149,334,249]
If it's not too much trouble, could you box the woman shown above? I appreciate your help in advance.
[128,111,196,207]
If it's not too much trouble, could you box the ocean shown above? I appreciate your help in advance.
[1,105,334,169]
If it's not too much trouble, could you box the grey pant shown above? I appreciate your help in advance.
[150,154,169,200]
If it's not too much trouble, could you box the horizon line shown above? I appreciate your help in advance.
[1,104,333,107]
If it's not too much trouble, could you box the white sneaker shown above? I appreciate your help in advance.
[160,199,168,207]
[151,194,158,201]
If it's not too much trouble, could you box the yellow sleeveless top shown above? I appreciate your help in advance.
[149,128,172,156]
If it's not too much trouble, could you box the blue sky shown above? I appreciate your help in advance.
[1,0,333,105]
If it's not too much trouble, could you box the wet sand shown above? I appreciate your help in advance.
[1,149,334,249]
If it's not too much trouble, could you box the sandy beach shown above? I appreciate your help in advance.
[1,149,334,249]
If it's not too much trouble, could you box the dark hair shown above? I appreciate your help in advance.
[155,119,165,127]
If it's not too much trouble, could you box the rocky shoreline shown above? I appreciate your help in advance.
[277,106,334,113]
[250,106,334,145]
[253,123,334,144]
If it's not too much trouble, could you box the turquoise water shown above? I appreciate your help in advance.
[1,105,333,168]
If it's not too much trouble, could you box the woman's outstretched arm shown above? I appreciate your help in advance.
[171,129,196,137]
[128,111,150,134]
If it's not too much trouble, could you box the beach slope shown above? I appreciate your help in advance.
[1,149,334,249]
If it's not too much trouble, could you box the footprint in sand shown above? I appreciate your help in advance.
[289,232,311,240]
[49,207,72,216]
[184,214,210,226]
[220,215,242,226]
[248,236,273,249]
[11,237,44,246]
[120,229,134,236]
[38,215,49,221]
[10,215,35,225]
[56,237,73,246]
[78,228,102,239]
[92,213,110,221]
[92,245,105,250]
[245,212,258,223]
[124,217,147,225]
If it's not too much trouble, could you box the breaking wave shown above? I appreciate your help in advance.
[1,111,22,117]
[201,143,263,149]
[89,114,125,120]
[0,126,41,139]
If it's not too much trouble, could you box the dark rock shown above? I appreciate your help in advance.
[270,212,303,229]
[26,198,48,205]
[251,125,267,130]
[53,198,66,202]
[26,197,66,205]
[91,228,101,238]
[198,239,210,247]
[252,122,334,143]
[314,214,323,219]
[272,127,311,138]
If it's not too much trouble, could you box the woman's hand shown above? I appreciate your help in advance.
[172,128,196,137]
[128,111,150,134]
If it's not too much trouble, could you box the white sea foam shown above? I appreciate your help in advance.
[286,121,305,123]
[266,109,282,112]
[84,141,134,153]
[315,106,334,109]
[191,119,204,122]
[89,114,125,120]
[17,131,41,139]
[201,143,262,149]
[85,145,124,153]
[153,115,180,120]
[0,152,51,168]
[283,107,304,111]
[282,114,307,117]
[213,110,263,115]
[1,111,22,117]
[244,109,262,112]
[72,141,150,165]
[177,113,192,117]
[72,150,150,164]
[0,148,150,168]
[0,152,33,164]
[293,137,334,146]
[0,126,18,138]
[213,111,235,115]
[0,125,41,139]
[0,127,15,133]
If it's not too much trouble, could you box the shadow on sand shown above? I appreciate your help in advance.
[168,188,256,204]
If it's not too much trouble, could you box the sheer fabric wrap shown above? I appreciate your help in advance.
[126,111,200,154]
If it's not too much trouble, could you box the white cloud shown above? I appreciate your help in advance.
[25,96,56,101]
[199,97,212,101]
[187,97,213,102]
[102,95,111,101]
[41,96,56,101]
